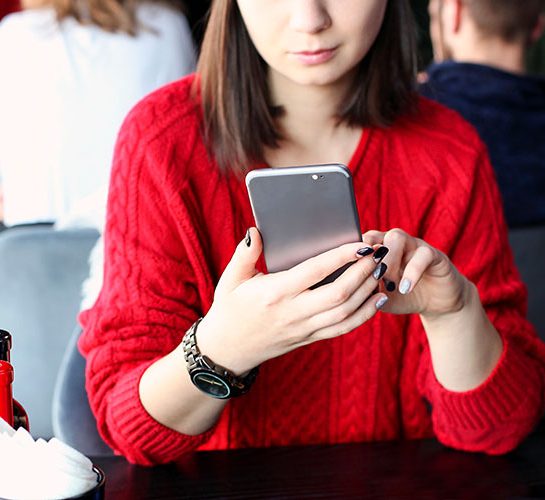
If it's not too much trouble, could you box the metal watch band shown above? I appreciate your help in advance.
[182,318,258,398]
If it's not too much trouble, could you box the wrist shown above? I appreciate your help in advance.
[196,315,255,376]
[181,318,259,399]
[421,284,503,391]
[420,277,475,324]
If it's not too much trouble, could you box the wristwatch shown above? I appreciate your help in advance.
[181,318,259,399]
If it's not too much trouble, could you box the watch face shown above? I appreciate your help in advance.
[192,370,231,399]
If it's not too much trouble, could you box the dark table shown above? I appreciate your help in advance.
[93,430,545,499]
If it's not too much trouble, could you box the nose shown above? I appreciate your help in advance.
[289,0,332,34]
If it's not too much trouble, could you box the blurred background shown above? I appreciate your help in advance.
[411,0,545,73]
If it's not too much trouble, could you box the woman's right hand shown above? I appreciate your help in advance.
[196,228,389,375]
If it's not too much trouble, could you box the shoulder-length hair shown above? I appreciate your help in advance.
[197,0,418,174]
[47,0,184,36]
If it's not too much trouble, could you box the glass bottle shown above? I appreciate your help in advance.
[0,359,14,426]
[0,329,30,431]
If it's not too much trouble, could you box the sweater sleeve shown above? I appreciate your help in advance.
[417,141,545,454]
[78,95,214,465]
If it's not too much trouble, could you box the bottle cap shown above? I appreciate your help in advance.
[0,330,11,363]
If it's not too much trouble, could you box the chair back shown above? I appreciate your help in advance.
[509,225,545,341]
[0,226,98,437]
[52,327,113,456]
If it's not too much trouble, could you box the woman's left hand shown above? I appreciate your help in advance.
[363,228,470,319]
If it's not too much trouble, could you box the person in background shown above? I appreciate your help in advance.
[421,0,545,228]
[0,0,195,229]
[79,0,545,466]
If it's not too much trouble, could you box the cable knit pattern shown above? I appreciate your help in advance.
[79,74,545,465]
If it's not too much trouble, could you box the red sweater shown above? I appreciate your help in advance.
[79,75,545,466]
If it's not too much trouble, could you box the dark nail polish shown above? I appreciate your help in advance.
[384,279,396,292]
[373,246,389,262]
[244,229,251,247]
[356,247,374,257]
[373,262,387,280]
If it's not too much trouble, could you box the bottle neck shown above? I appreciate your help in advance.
[0,346,9,363]
[0,360,14,426]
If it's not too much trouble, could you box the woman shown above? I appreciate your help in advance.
[0,0,195,227]
[79,0,545,466]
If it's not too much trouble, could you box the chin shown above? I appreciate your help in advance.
[289,69,350,88]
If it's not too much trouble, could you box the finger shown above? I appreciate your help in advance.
[216,227,263,294]
[361,230,385,247]
[398,244,438,295]
[273,241,371,295]
[380,228,413,290]
[361,231,389,288]
[304,293,389,343]
[294,250,381,318]
[302,268,387,332]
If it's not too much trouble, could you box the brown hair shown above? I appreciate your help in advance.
[465,0,545,43]
[197,0,418,174]
[48,0,184,36]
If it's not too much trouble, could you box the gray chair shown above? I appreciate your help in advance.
[508,225,545,341]
[0,226,99,438]
[52,327,113,456]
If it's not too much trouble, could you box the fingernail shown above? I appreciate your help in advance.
[384,279,396,292]
[373,246,389,262]
[356,247,374,257]
[244,229,251,247]
[399,278,411,295]
[373,262,387,280]
[376,296,389,310]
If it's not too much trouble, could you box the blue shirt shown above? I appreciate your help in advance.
[420,61,545,228]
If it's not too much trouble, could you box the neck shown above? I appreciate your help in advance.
[267,70,360,166]
[452,36,526,75]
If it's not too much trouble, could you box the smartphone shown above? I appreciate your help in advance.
[246,163,362,286]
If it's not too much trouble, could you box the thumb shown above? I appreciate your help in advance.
[216,227,263,294]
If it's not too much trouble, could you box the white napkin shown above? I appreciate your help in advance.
[0,418,99,500]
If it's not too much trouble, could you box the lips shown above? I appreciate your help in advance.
[297,48,333,55]
[289,46,338,65]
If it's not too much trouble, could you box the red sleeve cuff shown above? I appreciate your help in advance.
[419,335,545,454]
[102,360,214,465]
